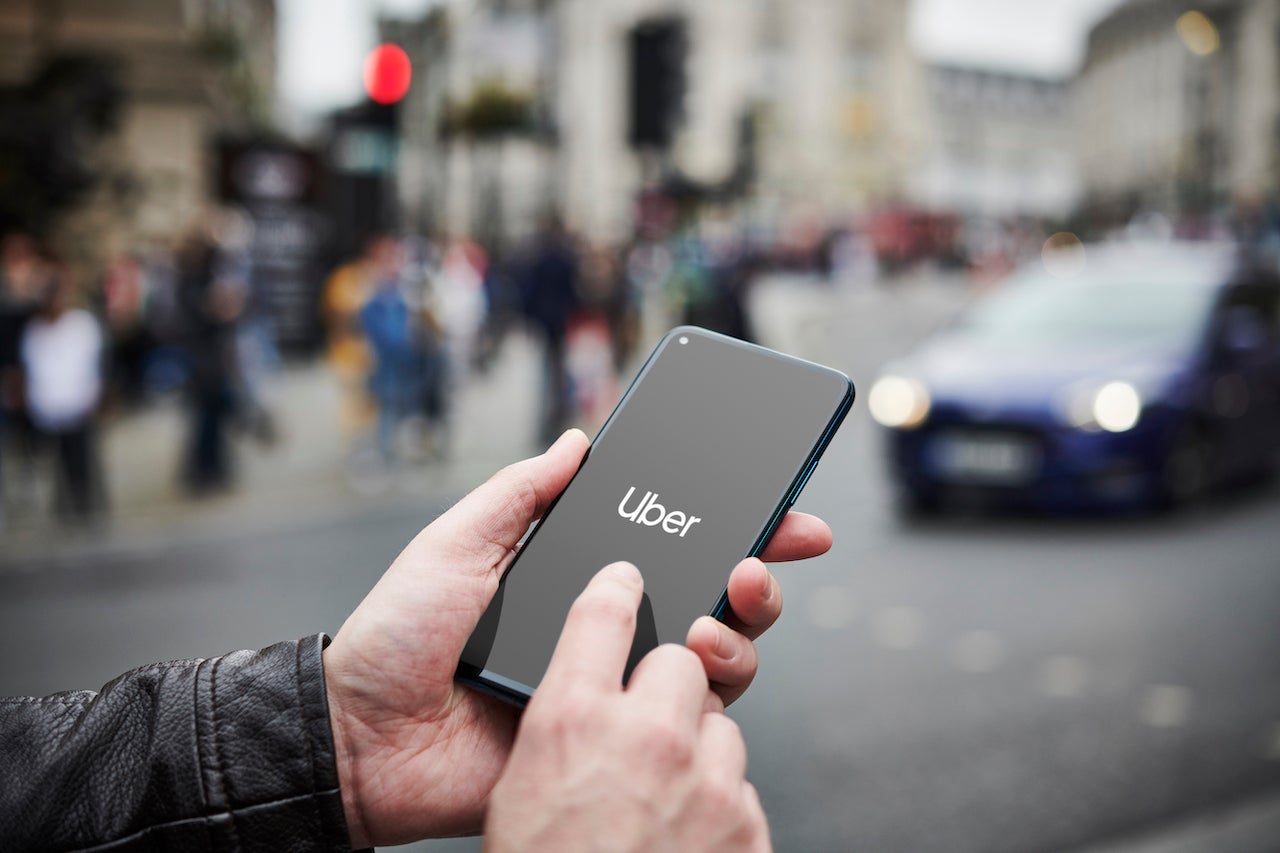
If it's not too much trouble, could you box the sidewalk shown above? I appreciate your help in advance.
[1,329,550,565]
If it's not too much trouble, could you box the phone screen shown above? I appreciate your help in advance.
[458,327,853,702]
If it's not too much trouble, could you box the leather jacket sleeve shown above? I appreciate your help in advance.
[0,634,354,852]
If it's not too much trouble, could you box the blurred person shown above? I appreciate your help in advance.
[357,235,417,461]
[474,248,524,372]
[436,232,489,377]
[213,209,278,446]
[19,258,107,522]
[667,217,755,343]
[176,230,245,494]
[569,244,624,424]
[322,236,381,437]
[140,241,194,396]
[0,428,834,849]
[521,216,582,444]
[0,230,46,522]
[98,252,151,406]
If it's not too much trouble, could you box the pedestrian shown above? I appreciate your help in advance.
[0,230,46,523]
[1,429,829,850]
[175,229,244,494]
[19,258,107,522]
[322,235,382,438]
[357,235,416,461]
[521,216,581,444]
[99,251,151,407]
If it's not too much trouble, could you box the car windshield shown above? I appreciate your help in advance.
[954,273,1217,348]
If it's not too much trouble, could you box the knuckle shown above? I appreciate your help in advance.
[701,776,742,816]
[528,684,598,737]
[640,717,695,767]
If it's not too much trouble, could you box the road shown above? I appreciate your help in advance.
[2,275,1279,852]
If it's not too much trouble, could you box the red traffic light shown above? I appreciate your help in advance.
[363,43,411,105]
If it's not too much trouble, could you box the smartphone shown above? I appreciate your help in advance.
[457,326,854,706]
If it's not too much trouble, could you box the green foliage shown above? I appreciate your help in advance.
[442,80,538,140]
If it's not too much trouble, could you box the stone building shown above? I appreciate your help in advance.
[1074,0,1280,222]
[0,0,276,255]
[391,0,930,245]
[912,64,1079,220]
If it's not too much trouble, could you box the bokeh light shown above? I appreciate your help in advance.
[1041,231,1086,278]
[1176,11,1219,56]
[1093,381,1142,433]
[363,43,412,105]
[868,376,931,429]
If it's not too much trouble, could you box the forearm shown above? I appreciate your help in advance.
[0,635,354,852]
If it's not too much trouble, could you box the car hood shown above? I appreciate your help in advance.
[893,334,1188,416]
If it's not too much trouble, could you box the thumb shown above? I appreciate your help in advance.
[420,427,590,575]
[338,429,590,687]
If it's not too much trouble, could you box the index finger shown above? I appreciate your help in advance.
[540,562,644,694]
[758,511,832,562]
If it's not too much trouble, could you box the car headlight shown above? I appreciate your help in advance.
[1092,381,1142,432]
[1059,380,1144,432]
[869,376,931,429]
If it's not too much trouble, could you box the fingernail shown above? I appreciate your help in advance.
[707,619,734,660]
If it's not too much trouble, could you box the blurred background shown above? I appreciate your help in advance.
[2,0,1279,850]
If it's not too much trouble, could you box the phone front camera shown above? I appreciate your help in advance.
[679,336,689,345]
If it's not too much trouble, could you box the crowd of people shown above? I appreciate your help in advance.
[0,222,274,529]
[0,204,778,529]
[324,211,765,464]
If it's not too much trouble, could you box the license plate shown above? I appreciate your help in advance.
[928,432,1040,485]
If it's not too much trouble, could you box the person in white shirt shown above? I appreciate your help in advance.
[20,262,106,521]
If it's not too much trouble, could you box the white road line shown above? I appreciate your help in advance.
[1138,685,1194,728]
[1037,655,1089,698]
[869,606,924,650]
[952,630,1006,673]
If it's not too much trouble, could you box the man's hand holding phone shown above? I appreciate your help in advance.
[323,429,831,848]
[486,561,771,852]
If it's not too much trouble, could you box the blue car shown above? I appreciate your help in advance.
[870,242,1280,514]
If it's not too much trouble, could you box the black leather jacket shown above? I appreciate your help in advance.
[0,634,355,852]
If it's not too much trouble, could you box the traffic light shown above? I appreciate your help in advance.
[363,43,411,106]
[628,18,687,150]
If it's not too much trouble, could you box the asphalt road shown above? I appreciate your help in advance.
[2,276,1278,852]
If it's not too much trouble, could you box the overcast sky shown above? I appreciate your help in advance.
[277,0,1126,119]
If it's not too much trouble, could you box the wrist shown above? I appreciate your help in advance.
[324,650,371,849]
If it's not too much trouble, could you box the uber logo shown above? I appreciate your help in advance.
[617,486,703,537]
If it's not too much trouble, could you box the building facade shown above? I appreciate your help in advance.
[1074,0,1280,222]
[912,64,1079,220]
[393,0,932,245]
[0,0,276,255]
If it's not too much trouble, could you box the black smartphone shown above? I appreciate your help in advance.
[457,326,854,706]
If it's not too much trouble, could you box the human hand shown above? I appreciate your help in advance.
[485,562,771,852]
[323,429,829,846]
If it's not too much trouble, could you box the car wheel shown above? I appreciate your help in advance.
[1160,425,1214,509]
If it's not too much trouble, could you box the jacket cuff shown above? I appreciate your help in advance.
[194,634,353,853]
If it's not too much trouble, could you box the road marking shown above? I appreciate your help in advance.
[1138,685,1193,728]
[870,606,924,650]
[1038,655,1089,698]
[952,630,1006,673]
[808,585,857,630]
